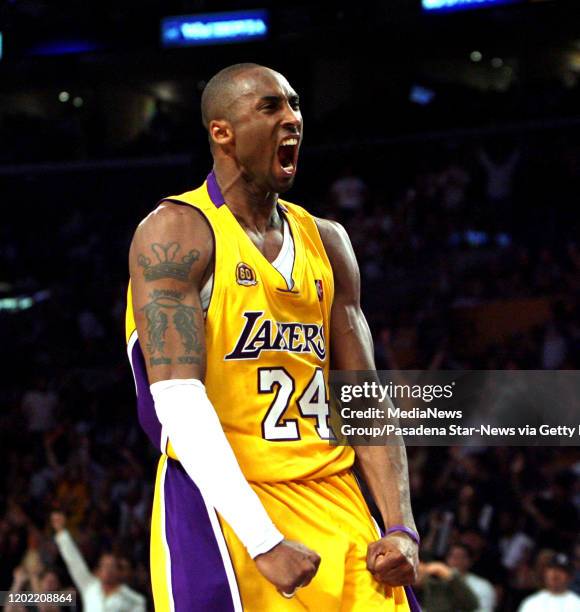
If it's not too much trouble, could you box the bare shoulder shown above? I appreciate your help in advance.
[314,217,357,269]
[314,217,351,251]
[129,200,214,286]
[313,216,360,300]
[132,200,212,246]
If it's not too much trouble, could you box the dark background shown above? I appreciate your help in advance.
[0,1,579,610]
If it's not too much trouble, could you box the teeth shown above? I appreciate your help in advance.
[281,138,298,146]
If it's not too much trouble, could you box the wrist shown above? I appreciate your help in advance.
[248,525,284,559]
[385,525,420,546]
[253,535,285,560]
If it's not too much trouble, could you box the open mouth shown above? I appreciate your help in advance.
[277,137,299,175]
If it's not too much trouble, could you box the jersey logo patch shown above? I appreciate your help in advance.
[236,262,257,286]
[315,279,323,301]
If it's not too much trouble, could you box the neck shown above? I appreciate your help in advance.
[213,160,279,233]
[102,583,119,595]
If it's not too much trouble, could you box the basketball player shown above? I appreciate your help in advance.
[125,63,419,611]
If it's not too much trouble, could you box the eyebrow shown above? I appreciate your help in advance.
[258,93,300,105]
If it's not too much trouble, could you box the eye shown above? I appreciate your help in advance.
[260,99,279,112]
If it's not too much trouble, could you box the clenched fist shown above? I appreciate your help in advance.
[254,540,321,597]
[366,534,418,586]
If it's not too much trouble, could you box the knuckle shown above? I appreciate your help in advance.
[300,564,314,578]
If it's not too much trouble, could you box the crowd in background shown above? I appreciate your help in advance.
[0,128,579,610]
[2,73,580,166]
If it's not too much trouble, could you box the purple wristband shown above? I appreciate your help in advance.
[385,525,420,546]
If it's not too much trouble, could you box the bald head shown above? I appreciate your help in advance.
[200,63,302,191]
[201,63,276,129]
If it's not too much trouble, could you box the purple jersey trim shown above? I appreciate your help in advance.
[163,458,239,611]
[130,338,162,450]
[404,585,422,611]
[206,169,285,213]
[206,170,226,207]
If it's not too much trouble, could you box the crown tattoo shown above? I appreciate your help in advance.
[138,242,199,282]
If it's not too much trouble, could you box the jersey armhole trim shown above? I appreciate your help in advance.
[310,216,336,295]
[277,209,297,291]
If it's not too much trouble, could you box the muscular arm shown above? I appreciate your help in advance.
[129,203,320,594]
[129,202,212,383]
[316,217,418,586]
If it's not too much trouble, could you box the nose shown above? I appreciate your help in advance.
[282,103,301,133]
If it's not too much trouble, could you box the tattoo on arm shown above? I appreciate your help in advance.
[141,289,202,367]
[173,305,202,355]
[138,242,199,282]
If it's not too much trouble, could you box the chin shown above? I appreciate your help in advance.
[277,179,295,194]
[269,173,296,194]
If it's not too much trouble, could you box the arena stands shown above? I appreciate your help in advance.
[1,2,579,610]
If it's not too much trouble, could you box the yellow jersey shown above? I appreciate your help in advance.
[126,171,354,482]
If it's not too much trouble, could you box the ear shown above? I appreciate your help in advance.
[209,119,234,147]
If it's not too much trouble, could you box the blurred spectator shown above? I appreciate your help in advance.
[440,162,470,212]
[78,310,105,343]
[50,512,146,612]
[571,541,580,596]
[447,543,497,611]
[54,466,90,532]
[521,472,578,552]
[542,320,567,369]
[21,377,58,437]
[416,559,479,611]
[3,565,66,612]
[478,145,520,204]
[498,512,535,573]
[329,165,368,220]
[517,553,580,611]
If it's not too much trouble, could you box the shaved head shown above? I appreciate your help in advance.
[200,62,303,192]
[201,63,273,129]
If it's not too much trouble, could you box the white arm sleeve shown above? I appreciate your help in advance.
[150,378,284,559]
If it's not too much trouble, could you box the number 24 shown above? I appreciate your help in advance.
[259,367,335,441]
